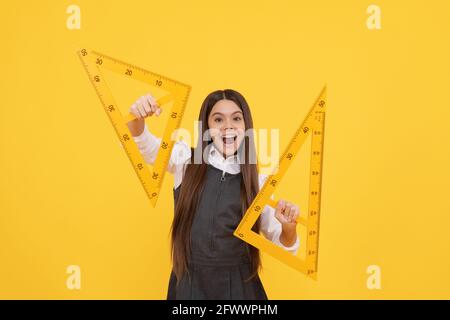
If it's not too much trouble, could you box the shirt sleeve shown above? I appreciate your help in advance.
[258,173,300,255]
[132,123,191,189]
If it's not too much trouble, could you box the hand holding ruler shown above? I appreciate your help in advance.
[234,86,326,280]
[77,48,191,207]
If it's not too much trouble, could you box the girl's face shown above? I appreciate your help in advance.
[207,99,246,158]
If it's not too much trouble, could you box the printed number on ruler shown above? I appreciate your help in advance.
[234,86,326,280]
[77,48,191,207]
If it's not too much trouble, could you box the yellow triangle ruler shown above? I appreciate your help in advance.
[234,86,326,280]
[77,48,191,207]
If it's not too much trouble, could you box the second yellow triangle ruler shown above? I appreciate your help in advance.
[234,86,326,280]
[77,48,191,207]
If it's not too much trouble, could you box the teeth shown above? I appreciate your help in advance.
[223,136,236,144]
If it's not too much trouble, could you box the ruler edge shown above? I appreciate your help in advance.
[91,49,191,90]
[311,108,326,278]
[76,49,158,201]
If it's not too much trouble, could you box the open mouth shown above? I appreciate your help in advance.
[222,135,237,145]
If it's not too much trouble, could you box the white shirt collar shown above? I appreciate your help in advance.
[206,143,241,174]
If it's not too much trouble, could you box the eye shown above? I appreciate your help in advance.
[214,118,222,123]
[234,116,242,121]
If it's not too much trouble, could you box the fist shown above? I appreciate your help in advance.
[274,199,300,230]
[129,93,162,119]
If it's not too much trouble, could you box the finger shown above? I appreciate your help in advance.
[284,203,293,220]
[284,203,292,216]
[136,100,148,118]
[140,96,152,116]
[275,201,283,219]
[130,103,141,118]
[276,199,286,214]
[289,205,298,223]
[289,205,298,222]
[274,210,282,221]
[147,94,160,115]
[145,94,155,113]
[134,100,147,118]
[289,205,297,223]
[275,209,286,224]
[142,97,155,117]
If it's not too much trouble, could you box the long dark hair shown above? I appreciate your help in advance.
[169,89,262,285]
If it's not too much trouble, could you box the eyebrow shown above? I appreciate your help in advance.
[211,111,243,117]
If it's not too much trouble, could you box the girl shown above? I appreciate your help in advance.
[127,89,300,300]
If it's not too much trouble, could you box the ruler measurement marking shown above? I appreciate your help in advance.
[92,50,189,89]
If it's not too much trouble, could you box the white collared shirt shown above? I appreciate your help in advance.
[133,124,300,254]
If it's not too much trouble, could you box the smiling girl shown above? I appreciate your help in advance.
[127,89,300,300]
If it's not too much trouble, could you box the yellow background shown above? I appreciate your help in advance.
[1,0,449,299]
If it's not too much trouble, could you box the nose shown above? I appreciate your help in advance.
[223,118,235,130]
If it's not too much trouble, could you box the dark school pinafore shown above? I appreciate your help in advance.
[167,164,268,300]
